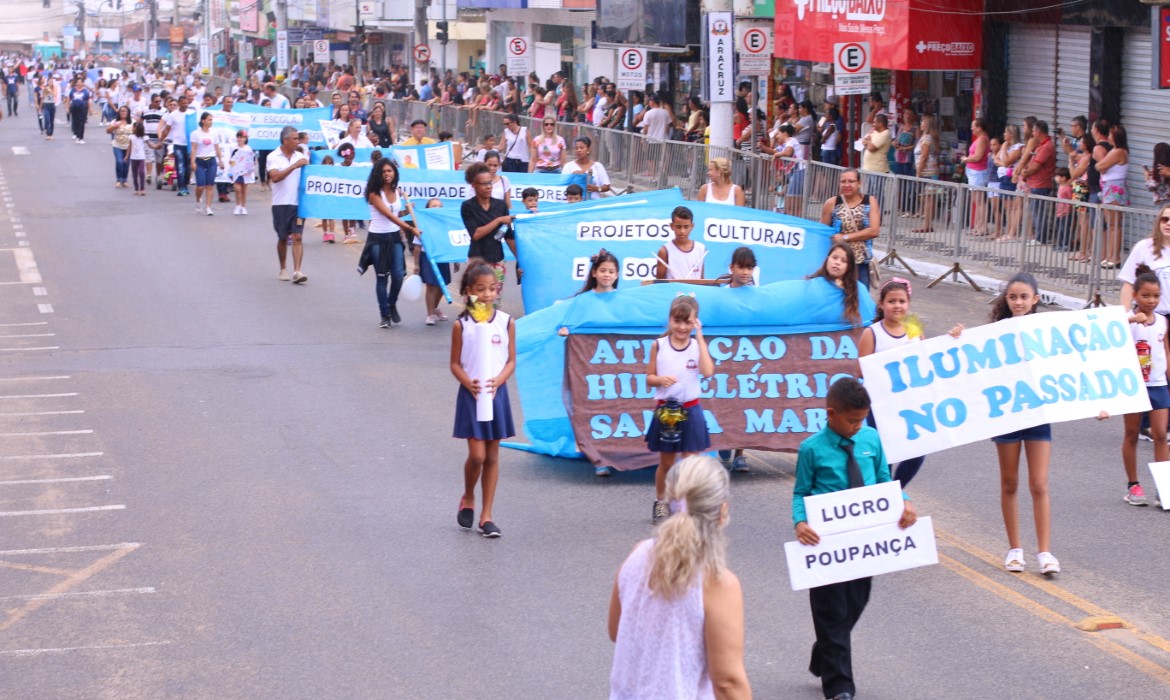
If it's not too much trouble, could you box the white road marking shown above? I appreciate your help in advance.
[32,287,46,296]
[38,303,53,313]
[0,429,92,437]
[2,452,103,460]
[0,543,139,555]
[0,322,49,327]
[0,475,108,485]
[0,587,155,602]
[0,333,54,338]
[0,346,60,352]
[0,505,124,517]
[0,641,171,657]
[9,146,29,155]
[14,231,26,238]
[17,240,28,247]
[0,410,85,417]
[0,392,78,399]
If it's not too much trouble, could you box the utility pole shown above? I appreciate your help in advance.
[147,0,157,63]
[274,0,287,77]
[440,0,447,77]
[701,0,733,149]
[414,0,428,85]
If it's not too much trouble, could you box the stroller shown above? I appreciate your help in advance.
[156,144,178,191]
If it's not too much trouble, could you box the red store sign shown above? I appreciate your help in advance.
[775,0,983,71]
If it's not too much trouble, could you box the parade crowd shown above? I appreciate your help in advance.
[5,50,1170,700]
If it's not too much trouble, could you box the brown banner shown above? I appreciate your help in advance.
[565,331,863,471]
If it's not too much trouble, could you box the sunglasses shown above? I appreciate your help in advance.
[1161,216,1170,224]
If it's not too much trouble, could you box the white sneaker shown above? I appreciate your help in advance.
[240,207,247,215]
[1037,552,1061,575]
[278,269,290,281]
[425,314,437,326]
[206,207,214,216]
[291,271,308,284]
[1004,548,1025,572]
[233,206,241,216]
[77,139,84,144]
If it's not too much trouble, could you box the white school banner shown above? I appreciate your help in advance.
[803,481,904,537]
[860,307,1150,463]
[785,517,937,591]
[1149,461,1170,510]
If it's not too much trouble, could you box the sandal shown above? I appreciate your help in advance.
[910,227,933,233]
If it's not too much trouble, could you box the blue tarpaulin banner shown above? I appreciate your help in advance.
[504,280,876,464]
[309,143,456,170]
[395,170,587,203]
[186,104,333,150]
[513,195,838,312]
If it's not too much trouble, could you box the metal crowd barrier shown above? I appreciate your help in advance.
[192,82,1161,305]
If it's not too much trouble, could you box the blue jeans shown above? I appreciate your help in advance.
[820,148,841,166]
[172,144,190,190]
[1029,188,1053,242]
[372,237,406,317]
[41,103,55,136]
[113,146,129,183]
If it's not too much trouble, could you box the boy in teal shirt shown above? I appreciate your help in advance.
[793,377,916,700]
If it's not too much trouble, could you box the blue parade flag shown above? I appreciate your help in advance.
[187,103,333,150]
[308,142,456,170]
[504,279,876,461]
[395,169,587,203]
[513,197,837,313]
[297,165,371,220]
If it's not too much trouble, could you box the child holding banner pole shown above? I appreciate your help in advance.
[450,260,516,539]
[645,295,715,525]
[1120,264,1170,506]
[559,248,620,477]
[858,277,927,487]
[953,272,1060,574]
[793,378,916,700]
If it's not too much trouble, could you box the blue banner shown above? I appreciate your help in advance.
[395,170,587,203]
[514,196,837,312]
[186,104,333,150]
[297,165,371,220]
[296,167,587,221]
[309,143,456,170]
[506,280,876,461]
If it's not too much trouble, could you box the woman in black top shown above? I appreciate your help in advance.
[460,162,518,307]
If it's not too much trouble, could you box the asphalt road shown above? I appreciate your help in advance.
[0,109,1168,699]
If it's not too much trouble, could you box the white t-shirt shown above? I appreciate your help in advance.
[592,95,609,126]
[502,126,529,163]
[267,92,291,110]
[190,128,219,159]
[1131,314,1168,387]
[1119,238,1170,315]
[641,107,671,142]
[561,160,611,197]
[129,134,147,160]
[266,148,307,206]
[162,108,189,146]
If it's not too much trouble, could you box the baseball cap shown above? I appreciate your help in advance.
[823,95,839,106]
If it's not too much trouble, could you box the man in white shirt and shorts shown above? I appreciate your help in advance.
[267,126,309,283]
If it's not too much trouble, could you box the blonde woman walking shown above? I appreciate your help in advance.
[608,456,750,700]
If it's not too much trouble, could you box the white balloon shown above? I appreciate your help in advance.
[400,274,424,301]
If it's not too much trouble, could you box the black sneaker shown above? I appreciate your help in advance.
[389,305,402,324]
[652,500,669,524]
[479,521,501,538]
[380,316,392,329]
[457,505,473,530]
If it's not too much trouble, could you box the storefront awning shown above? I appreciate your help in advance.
[774,0,983,71]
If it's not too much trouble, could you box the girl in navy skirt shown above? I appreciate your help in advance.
[646,295,715,524]
[1121,264,1169,507]
[952,272,1060,575]
[450,259,516,538]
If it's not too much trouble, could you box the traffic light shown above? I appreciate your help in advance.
[436,21,449,45]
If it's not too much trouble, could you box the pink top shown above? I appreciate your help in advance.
[967,138,988,171]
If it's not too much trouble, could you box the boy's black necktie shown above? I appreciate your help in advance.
[840,439,864,489]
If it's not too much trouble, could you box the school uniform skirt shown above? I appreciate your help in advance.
[453,384,515,441]
[645,402,711,454]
